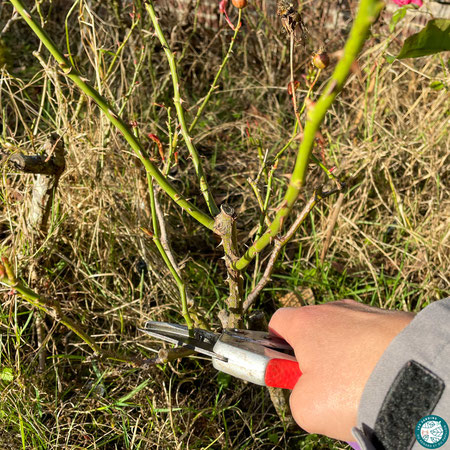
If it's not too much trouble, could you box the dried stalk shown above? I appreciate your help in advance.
[320,192,345,263]
[35,314,46,371]
[147,176,194,328]
[289,31,303,133]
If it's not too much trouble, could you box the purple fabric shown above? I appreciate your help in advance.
[347,442,361,450]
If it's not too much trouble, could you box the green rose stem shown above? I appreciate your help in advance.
[8,0,214,231]
[146,1,219,216]
[234,0,384,271]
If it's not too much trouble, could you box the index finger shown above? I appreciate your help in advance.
[268,307,302,347]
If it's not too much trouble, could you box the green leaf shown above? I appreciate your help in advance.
[0,367,13,382]
[397,19,450,59]
[429,80,444,91]
[390,7,407,33]
[385,54,396,64]
[217,372,231,388]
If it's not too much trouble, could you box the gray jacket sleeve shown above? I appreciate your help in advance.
[352,298,450,450]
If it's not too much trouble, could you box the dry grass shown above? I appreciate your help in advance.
[0,0,448,448]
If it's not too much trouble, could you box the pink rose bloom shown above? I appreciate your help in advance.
[392,0,423,6]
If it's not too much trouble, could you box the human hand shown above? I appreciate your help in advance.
[269,300,414,441]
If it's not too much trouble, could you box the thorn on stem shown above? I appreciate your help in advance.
[141,227,154,238]
[147,133,165,161]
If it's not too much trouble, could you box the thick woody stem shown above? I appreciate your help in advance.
[213,204,243,328]
[1,146,64,177]
[2,135,66,232]
[29,135,66,232]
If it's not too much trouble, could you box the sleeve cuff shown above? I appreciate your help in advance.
[353,298,450,448]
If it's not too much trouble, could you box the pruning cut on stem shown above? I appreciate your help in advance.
[143,346,195,366]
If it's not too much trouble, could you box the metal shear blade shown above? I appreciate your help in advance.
[223,329,293,353]
[140,321,227,362]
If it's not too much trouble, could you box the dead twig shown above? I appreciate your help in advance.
[153,188,209,329]
[2,135,66,233]
[320,191,345,264]
[154,190,182,278]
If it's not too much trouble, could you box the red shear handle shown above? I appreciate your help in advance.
[264,358,302,390]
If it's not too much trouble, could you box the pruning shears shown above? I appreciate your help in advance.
[140,321,302,390]
[140,322,361,450]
